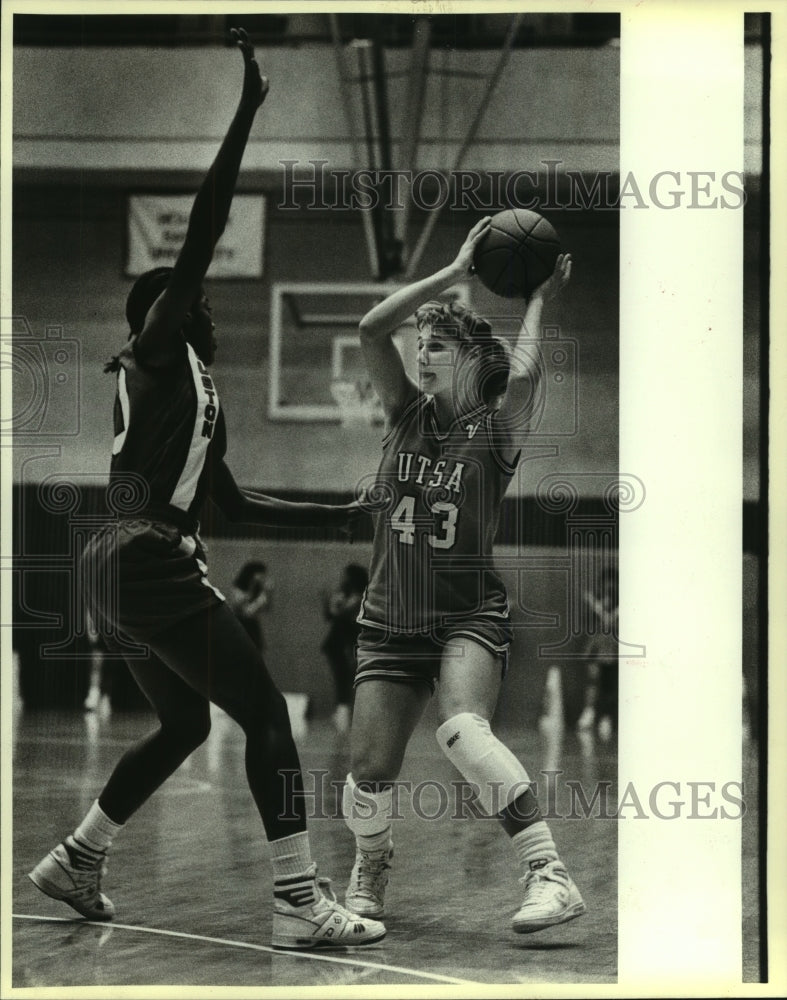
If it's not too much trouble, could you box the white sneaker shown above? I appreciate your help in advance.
[28,836,115,921]
[345,844,392,918]
[272,864,386,950]
[512,859,586,933]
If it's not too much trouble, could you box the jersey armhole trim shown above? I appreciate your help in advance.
[486,414,520,476]
[381,391,427,449]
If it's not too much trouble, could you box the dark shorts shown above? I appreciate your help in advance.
[355,613,513,695]
[82,518,225,642]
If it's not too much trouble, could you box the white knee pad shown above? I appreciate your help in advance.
[436,712,531,816]
[342,772,394,837]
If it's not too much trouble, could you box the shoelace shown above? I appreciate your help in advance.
[316,876,369,922]
[352,853,390,898]
[518,865,567,899]
[316,875,336,902]
[70,862,108,900]
[66,838,108,872]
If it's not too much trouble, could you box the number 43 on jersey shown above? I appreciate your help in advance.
[390,494,458,550]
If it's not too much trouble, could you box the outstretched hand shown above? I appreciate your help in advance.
[453,216,492,278]
[231,27,269,109]
[531,252,572,303]
[337,500,368,544]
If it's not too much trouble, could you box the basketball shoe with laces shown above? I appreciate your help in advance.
[344,843,392,919]
[28,835,115,921]
[512,859,586,933]
[272,863,386,950]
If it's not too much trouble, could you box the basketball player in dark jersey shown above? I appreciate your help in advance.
[342,218,585,934]
[28,30,384,951]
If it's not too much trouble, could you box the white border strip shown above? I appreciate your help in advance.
[619,4,743,987]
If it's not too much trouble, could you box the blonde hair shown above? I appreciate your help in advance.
[415,300,510,405]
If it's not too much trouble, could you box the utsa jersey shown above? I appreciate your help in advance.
[359,393,518,633]
[110,339,226,523]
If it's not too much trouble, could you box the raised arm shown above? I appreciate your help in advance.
[359,216,492,426]
[495,252,572,428]
[211,460,364,530]
[135,29,268,367]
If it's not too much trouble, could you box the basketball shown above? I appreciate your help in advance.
[473,209,561,298]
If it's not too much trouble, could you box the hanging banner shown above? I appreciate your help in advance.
[126,194,265,278]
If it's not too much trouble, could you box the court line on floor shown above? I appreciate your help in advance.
[25,775,214,794]
[13,913,483,986]
[13,736,140,748]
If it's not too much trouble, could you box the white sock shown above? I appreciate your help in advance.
[358,827,392,853]
[269,831,313,880]
[73,800,123,854]
[511,821,559,873]
[343,773,394,853]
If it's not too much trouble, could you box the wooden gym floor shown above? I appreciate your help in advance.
[10,697,760,990]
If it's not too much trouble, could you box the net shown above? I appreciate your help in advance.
[330,377,385,427]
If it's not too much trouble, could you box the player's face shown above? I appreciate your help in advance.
[418,330,484,410]
[417,331,460,397]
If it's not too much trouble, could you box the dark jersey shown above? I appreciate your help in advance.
[109,340,226,521]
[359,392,518,633]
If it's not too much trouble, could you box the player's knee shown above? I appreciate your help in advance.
[436,696,491,726]
[350,745,400,787]
[435,711,531,816]
[249,690,296,746]
[220,679,290,733]
[162,706,211,752]
[265,689,293,734]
